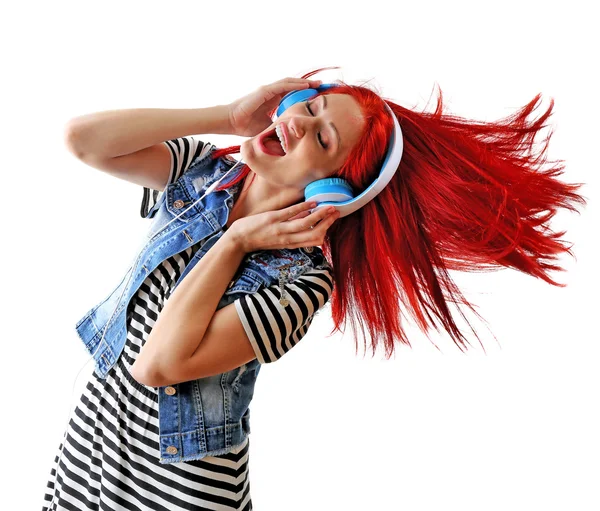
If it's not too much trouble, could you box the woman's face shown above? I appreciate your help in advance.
[240,93,365,190]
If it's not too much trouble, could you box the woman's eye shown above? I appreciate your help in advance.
[306,101,328,150]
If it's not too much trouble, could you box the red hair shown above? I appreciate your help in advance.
[211,69,587,358]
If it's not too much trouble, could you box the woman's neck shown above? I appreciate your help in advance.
[226,173,304,228]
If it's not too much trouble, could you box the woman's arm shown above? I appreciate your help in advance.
[64,105,232,160]
[130,201,335,386]
[130,231,246,385]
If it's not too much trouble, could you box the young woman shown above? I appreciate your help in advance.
[42,68,586,510]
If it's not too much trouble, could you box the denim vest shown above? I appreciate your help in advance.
[74,145,329,463]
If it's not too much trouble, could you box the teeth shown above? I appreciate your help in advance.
[275,125,287,154]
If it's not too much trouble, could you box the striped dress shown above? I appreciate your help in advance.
[41,138,334,510]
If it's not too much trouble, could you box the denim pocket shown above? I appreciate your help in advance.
[165,181,204,223]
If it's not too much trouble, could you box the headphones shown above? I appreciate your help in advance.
[274,83,404,218]
[47,83,403,508]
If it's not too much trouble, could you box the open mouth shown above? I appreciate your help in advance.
[258,127,286,157]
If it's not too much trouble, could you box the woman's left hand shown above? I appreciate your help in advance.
[226,201,340,253]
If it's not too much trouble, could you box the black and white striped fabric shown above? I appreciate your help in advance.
[42,241,254,510]
[41,138,334,510]
[235,270,333,363]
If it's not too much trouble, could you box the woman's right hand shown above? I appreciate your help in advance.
[227,77,322,138]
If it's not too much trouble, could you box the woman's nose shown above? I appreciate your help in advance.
[288,120,302,138]
[288,112,314,139]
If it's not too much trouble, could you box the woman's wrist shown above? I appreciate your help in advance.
[192,104,234,135]
[222,226,249,255]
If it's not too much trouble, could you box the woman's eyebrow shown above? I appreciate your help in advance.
[321,95,341,151]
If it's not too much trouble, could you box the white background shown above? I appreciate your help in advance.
[2,1,598,509]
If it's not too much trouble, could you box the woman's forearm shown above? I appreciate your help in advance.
[131,231,246,382]
[65,104,232,159]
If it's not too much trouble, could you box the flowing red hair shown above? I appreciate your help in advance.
[210,68,587,358]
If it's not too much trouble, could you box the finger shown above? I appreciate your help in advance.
[306,206,337,228]
[293,78,322,88]
[274,77,322,85]
[322,209,341,227]
[265,79,322,98]
[283,206,337,232]
[287,210,311,222]
[314,209,339,230]
[278,201,317,221]
[279,211,339,249]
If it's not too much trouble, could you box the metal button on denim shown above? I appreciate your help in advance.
[166,446,178,454]
[165,386,176,396]
[303,247,314,253]
[173,200,185,209]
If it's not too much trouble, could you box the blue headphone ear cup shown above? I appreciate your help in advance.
[305,177,354,204]
[276,89,318,117]
[276,84,339,117]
